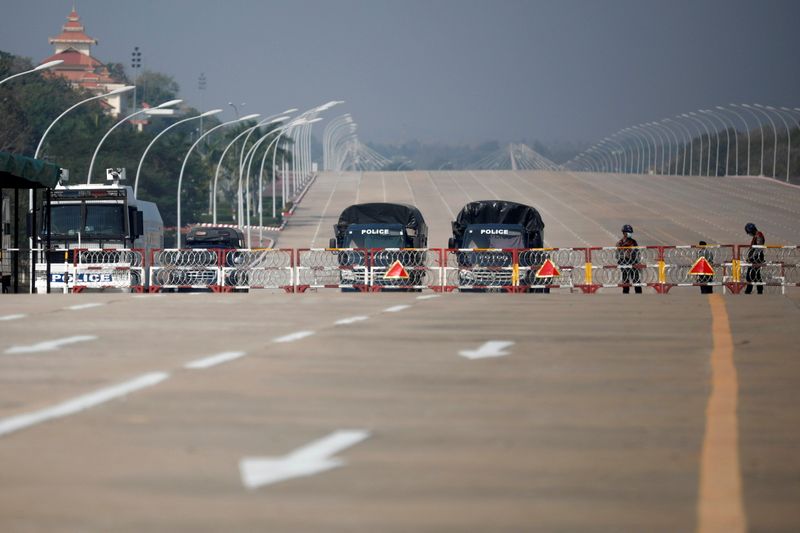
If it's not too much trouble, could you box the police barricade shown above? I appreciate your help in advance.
[368,248,443,291]
[443,249,519,292]
[661,245,735,293]
[149,249,222,292]
[517,248,583,292]
[73,248,146,293]
[295,248,370,292]
[220,249,294,292]
[733,245,800,294]
[586,246,660,293]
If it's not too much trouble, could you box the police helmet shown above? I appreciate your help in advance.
[745,222,757,235]
[621,224,633,234]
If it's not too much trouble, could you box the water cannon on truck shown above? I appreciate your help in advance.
[35,168,163,292]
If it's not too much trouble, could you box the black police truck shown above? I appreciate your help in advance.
[330,202,428,290]
[449,200,547,291]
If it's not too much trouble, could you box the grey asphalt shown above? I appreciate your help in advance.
[0,170,799,532]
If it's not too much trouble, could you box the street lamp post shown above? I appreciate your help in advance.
[734,104,765,176]
[665,118,693,176]
[0,59,63,86]
[682,114,709,176]
[177,113,260,247]
[657,120,683,175]
[700,110,728,176]
[688,112,714,177]
[633,125,658,173]
[767,106,795,182]
[134,108,223,197]
[751,104,780,178]
[86,98,182,183]
[35,86,136,159]
[719,106,751,175]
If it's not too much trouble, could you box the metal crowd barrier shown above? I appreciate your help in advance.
[295,248,443,292]
[34,248,145,293]
[73,248,146,293]
[18,244,798,294]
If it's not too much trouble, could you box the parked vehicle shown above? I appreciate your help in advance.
[330,202,428,290]
[449,200,547,291]
[35,182,162,292]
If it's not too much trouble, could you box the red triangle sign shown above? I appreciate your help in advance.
[535,258,561,278]
[688,256,715,276]
[384,260,410,280]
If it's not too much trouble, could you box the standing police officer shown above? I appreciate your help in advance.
[616,224,642,294]
[744,222,765,294]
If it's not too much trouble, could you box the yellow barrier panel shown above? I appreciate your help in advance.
[584,262,593,285]
[732,259,741,282]
[658,260,666,284]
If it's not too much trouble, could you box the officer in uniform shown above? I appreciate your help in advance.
[616,224,642,294]
[744,222,765,294]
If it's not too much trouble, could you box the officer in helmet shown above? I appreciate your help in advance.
[744,222,765,294]
[615,224,642,294]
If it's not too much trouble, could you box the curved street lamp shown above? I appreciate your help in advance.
[733,104,765,176]
[751,104,780,178]
[35,85,135,158]
[0,59,63,86]
[718,106,751,175]
[87,98,182,183]
[134,108,223,197]
[176,113,260,247]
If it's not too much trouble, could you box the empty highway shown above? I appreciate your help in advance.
[1,170,799,532]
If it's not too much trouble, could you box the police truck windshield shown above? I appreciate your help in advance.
[346,224,405,249]
[48,204,126,238]
[464,225,525,249]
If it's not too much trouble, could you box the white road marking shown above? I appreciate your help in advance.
[66,303,105,311]
[0,372,169,437]
[185,351,247,369]
[132,294,163,299]
[459,340,515,360]
[383,305,411,313]
[416,294,439,300]
[0,314,26,321]
[273,331,315,343]
[4,335,97,354]
[335,316,369,325]
[239,429,370,489]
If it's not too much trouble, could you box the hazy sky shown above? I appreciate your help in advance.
[2,0,798,145]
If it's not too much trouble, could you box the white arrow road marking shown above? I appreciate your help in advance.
[383,305,411,313]
[0,314,26,321]
[66,303,105,311]
[185,351,247,369]
[273,331,315,343]
[4,335,97,354]
[239,430,370,489]
[459,340,515,360]
[335,316,369,326]
[0,372,169,437]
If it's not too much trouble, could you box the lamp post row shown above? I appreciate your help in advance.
[567,104,800,182]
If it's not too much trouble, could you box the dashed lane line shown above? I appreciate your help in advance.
[383,305,411,313]
[416,294,439,300]
[184,351,247,370]
[335,316,369,326]
[0,372,169,438]
[273,331,316,343]
[0,314,26,321]
[66,303,105,311]
[4,335,97,354]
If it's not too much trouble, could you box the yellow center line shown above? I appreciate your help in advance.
[698,294,746,533]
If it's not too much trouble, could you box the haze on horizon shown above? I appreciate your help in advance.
[1,0,798,146]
